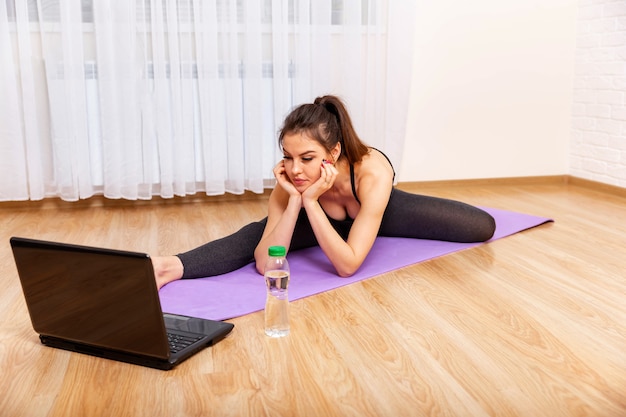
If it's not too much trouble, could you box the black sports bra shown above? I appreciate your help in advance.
[349,148,396,205]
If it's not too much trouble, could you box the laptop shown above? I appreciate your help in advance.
[10,236,234,371]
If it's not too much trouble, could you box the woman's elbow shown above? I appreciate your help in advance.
[336,264,360,278]
[254,258,266,275]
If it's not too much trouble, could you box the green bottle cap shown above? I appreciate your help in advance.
[268,246,286,257]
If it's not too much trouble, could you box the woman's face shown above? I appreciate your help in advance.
[281,132,331,191]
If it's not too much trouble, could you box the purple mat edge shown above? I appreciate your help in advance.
[158,207,553,321]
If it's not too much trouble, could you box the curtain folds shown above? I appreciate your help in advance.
[0,0,415,202]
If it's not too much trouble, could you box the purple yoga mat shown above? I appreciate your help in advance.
[159,207,552,321]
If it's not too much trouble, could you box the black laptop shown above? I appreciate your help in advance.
[10,236,234,371]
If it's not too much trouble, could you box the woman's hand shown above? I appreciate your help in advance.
[302,159,337,202]
[273,160,300,198]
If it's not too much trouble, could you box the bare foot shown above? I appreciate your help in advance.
[151,255,184,290]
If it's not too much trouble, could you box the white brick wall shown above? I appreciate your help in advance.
[571,0,626,187]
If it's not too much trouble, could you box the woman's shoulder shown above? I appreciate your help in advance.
[356,148,395,180]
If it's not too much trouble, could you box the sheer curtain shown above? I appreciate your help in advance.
[1,0,415,202]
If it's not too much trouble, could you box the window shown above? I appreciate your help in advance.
[1,0,414,201]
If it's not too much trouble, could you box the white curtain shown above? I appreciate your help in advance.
[1,0,415,202]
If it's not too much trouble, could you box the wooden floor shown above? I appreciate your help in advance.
[1,179,625,417]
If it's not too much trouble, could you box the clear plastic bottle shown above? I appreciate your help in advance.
[264,246,290,337]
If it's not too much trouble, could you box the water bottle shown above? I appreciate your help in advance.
[264,246,290,337]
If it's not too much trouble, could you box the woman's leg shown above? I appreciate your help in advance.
[379,189,496,242]
[154,219,268,288]
[176,219,268,279]
[164,210,324,283]
[156,206,352,287]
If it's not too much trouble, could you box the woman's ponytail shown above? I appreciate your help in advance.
[314,96,369,164]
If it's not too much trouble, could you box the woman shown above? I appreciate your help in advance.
[153,95,495,289]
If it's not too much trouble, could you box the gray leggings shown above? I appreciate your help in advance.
[178,189,496,279]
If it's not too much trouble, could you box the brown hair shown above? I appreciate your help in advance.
[278,95,370,164]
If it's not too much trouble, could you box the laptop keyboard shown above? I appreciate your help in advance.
[167,332,204,354]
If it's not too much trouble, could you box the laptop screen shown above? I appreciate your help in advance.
[12,238,170,359]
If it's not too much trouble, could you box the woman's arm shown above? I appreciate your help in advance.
[303,164,393,277]
[254,162,302,274]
